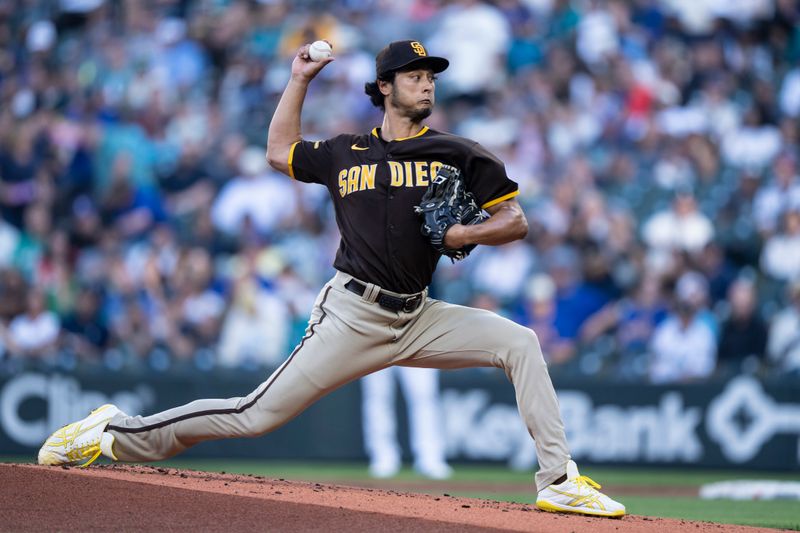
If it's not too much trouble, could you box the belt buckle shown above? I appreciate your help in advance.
[403,294,421,313]
[378,293,400,312]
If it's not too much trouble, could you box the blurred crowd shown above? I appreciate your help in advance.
[1,0,799,383]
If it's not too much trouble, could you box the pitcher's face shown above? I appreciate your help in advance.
[386,68,436,122]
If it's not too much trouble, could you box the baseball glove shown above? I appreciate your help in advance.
[414,164,489,261]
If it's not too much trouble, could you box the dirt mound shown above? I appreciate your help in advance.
[0,464,772,532]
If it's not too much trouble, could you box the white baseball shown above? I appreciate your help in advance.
[308,40,332,62]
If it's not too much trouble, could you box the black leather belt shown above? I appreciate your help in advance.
[345,279,424,313]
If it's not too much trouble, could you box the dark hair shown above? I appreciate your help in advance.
[364,71,396,110]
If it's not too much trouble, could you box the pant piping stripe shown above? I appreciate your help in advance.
[107,286,333,435]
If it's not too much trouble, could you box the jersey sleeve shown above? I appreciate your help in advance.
[288,135,347,184]
[463,142,519,209]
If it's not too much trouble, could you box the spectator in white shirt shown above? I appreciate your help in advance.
[779,67,800,118]
[5,288,60,359]
[428,0,511,99]
[767,280,800,374]
[753,153,800,236]
[642,189,714,255]
[649,271,717,384]
[217,250,290,368]
[576,1,619,66]
[470,240,536,303]
[211,146,298,237]
[720,107,782,170]
[761,209,800,282]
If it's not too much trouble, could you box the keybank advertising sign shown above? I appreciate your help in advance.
[0,372,797,469]
[440,376,800,470]
[0,373,154,447]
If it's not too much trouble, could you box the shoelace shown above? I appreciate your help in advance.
[80,448,103,468]
[575,475,601,491]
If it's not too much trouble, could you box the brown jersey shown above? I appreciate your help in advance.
[288,126,519,293]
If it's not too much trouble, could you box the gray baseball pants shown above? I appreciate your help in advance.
[106,271,571,490]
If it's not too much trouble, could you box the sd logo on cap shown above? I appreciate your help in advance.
[375,40,449,78]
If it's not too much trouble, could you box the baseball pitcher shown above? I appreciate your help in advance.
[38,40,625,518]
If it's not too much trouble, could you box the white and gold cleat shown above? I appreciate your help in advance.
[536,460,625,518]
[37,404,123,467]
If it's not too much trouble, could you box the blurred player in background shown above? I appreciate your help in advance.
[361,367,452,479]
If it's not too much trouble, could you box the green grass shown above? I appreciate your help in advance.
[5,457,798,530]
[579,466,800,487]
[156,458,800,488]
[621,496,800,531]
[6,455,798,485]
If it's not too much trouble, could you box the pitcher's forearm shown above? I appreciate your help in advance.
[266,77,310,174]
[444,200,528,248]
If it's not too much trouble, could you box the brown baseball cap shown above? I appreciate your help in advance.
[376,40,449,78]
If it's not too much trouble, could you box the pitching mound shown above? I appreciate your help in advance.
[0,464,773,532]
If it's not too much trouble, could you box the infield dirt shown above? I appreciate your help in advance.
[0,463,778,532]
